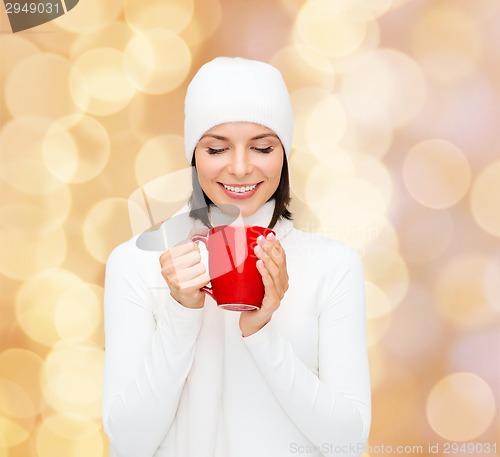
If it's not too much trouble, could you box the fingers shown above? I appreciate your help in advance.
[255,243,280,271]
[159,235,209,293]
[175,248,202,269]
[157,226,210,309]
[256,259,278,294]
[165,240,199,257]
[255,259,281,315]
[264,235,288,291]
[176,262,206,286]
[254,234,288,301]
[183,271,211,290]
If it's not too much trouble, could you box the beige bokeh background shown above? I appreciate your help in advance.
[1,0,499,455]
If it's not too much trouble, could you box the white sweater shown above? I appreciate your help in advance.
[102,201,371,457]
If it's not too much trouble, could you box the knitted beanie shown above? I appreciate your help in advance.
[184,57,293,162]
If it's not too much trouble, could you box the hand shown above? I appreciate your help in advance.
[239,232,289,337]
[159,227,211,309]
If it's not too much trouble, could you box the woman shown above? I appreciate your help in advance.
[102,57,371,457]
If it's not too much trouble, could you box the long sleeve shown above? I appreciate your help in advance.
[243,248,371,457]
[102,241,205,457]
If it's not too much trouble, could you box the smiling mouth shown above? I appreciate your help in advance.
[218,182,262,193]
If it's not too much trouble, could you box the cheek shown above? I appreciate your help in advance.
[195,153,220,182]
[264,155,284,181]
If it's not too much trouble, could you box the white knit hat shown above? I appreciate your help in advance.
[184,57,293,162]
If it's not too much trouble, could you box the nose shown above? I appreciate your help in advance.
[227,147,253,177]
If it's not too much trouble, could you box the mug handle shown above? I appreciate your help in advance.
[191,234,214,297]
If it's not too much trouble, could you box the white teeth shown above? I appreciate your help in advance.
[223,183,257,193]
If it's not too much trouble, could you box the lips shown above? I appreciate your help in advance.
[218,182,262,199]
[222,183,258,193]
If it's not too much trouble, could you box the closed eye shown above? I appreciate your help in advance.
[207,147,226,154]
[253,146,273,153]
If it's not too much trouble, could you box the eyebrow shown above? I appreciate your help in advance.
[200,133,279,141]
[252,133,279,140]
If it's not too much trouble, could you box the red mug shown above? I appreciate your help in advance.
[192,225,275,311]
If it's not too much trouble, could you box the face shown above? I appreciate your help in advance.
[194,122,284,217]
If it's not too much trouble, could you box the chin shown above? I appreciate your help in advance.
[238,206,258,217]
[210,196,260,218]
[227,201,258,217]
